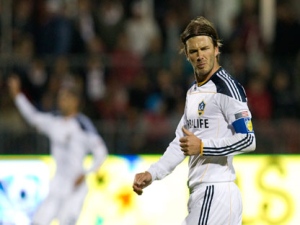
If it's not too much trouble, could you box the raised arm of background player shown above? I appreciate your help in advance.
[8,75,58,130]
[8,75,108,187]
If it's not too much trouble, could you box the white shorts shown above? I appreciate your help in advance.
[181,182,242,225]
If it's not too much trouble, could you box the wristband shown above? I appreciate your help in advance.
[199,140,203,156]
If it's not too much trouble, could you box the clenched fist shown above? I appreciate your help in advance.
[133,171,152,195]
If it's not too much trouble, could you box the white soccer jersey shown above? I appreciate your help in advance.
[15,93,108,181]
[148,67,256,192]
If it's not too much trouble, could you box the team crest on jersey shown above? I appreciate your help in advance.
[198,101,206,116]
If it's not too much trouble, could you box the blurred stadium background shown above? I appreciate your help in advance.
[0,0,300,224]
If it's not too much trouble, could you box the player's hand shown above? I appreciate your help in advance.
[74,174,85,187]
[7,75,21,98]
[133,171,152,195]
[179,127,202,156]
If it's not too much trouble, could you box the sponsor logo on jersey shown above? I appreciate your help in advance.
[198,101,206,116]
[187,119,209,129]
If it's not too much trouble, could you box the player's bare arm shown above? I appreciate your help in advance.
[179,127,202,156]
[133,171,152,195]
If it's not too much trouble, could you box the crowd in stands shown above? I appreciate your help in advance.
[0,0,300,154]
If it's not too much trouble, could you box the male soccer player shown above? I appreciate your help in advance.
[133,16,256,225]
[8,76,108,225]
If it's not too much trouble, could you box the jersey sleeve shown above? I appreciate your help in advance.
[84,132,108,174]
[15,93,54,134]
[201,94,256,156]
[147,115,186,181]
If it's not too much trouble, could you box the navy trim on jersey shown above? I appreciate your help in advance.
[190,80,197,91]
[198,185,214,225]
[211,68,247,102]
[203,134,254,156]
[76,114,98,134]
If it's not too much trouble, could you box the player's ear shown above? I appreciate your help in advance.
[214,46,219,57]
[185,50,190,61]
[182,45,189,61]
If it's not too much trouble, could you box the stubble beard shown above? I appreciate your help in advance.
[194,58,218,83]
[195,67,211,83]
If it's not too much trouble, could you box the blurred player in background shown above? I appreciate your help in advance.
[8,76,108,225]
[133,16,256,225]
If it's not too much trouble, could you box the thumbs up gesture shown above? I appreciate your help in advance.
[179,127,202,156]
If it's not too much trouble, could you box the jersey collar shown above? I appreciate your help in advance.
[197,66,222,87]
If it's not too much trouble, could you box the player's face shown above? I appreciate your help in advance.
[185,36,219,83]
[57,89,79,116]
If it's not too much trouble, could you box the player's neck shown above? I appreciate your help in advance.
[196,65,221,86]
[63,110,78,119]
